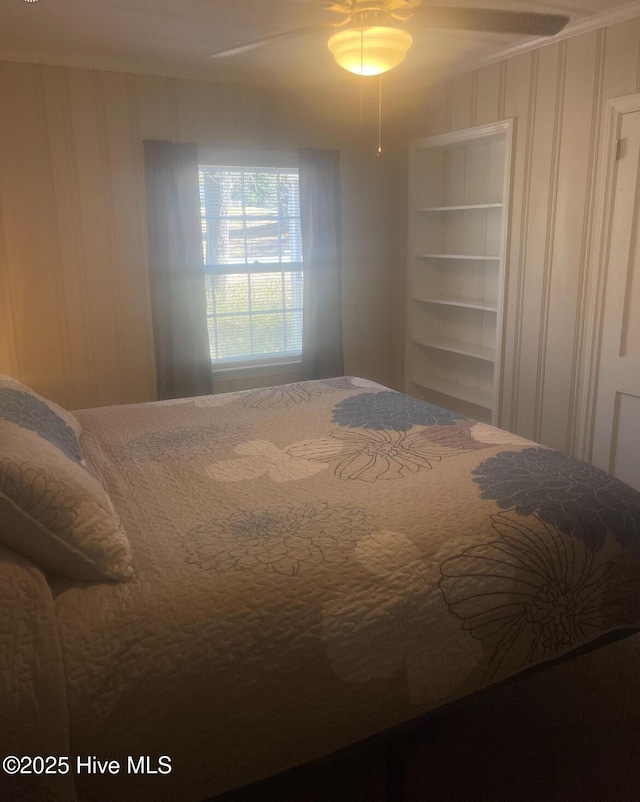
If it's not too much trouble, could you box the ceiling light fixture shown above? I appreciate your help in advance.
[327,21,412,156]
[327,25,412,76]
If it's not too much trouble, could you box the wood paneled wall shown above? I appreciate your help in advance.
[0,63,389,409]
[391,18,640,456]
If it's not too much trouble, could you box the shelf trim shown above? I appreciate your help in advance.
[413,336,495,362]
[412,121,511,150]
[414,296,497,312]
[412,378,493,410]
[416,253,501,261]
[418,203,503,212]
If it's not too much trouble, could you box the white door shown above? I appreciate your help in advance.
[592,103,640,491]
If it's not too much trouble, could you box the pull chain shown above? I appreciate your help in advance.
[378,74,383,157]
[359,26,364,128]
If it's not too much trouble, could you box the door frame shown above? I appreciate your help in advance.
[575,92,640,463]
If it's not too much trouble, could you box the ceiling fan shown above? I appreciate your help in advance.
[209,0,570,75]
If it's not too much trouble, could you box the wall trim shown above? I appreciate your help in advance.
[510,50,538,436]
[533,40,566,444]
[567,27,606,457]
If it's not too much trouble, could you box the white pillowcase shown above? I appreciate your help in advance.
[0,376,133,582]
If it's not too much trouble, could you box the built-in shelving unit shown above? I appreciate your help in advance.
[416,297,497,312]
[416,253,501,261]
[413,336,495,362]
[406,121,513,425]
[419,203,503,212]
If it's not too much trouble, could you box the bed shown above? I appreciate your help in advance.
[1,374,640,802]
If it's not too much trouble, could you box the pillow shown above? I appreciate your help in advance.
[0,376,133,582]
[0,375,83,459]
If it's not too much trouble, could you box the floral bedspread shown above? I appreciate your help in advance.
[51,378,640,802]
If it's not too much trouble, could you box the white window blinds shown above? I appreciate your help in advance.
[199,165,303,366]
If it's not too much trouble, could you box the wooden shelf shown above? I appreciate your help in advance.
[415,296,497,312]
[413,337,495,362]
[407,120,512,425]
[413,378,493,411]
[417,253,501,261]
[418,203,503,212]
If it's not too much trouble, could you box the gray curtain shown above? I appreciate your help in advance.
[143,140,213,400]
[298,148,344,380]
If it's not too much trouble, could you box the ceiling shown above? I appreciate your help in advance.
[1,0,639,90]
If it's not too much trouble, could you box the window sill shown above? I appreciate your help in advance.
[211,359,302,382]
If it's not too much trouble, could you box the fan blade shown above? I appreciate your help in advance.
[321,2,351,11]
[322,0,420,13]
[388,0,424,9]
[415,7,569,36]
[209,22,332,59]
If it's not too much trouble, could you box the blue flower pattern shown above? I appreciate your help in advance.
[331,391,467,432]
[123,424,239,462]
[472,447,640,553]
[0,388,83,463]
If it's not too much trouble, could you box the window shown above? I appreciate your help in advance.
[198,161,303,368]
